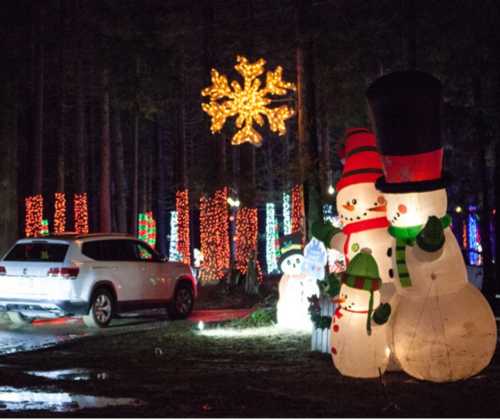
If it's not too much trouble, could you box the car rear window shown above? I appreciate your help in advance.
[3,242,69,262]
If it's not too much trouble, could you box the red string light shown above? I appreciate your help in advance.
[25,194,44,237]
[291,184,305,236]
[235,207,263,282]
[74,193,89,234]
[176,189,191,265]
[199,188,230,282]
[53,192,66,234]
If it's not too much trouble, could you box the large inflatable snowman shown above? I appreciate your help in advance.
[330,129,394,288]
[331,250,392,378]
[276,232,318,330]
[367,70,497,382]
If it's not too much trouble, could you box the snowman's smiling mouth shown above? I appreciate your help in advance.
[339,304,369,314]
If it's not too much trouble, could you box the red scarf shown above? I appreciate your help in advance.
[342,217,389,264]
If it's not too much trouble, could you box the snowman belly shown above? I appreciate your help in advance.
[392,283,497,382]
[331,310,390,378]
[277,275,317,330]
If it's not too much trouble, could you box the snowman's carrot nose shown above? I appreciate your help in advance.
[342,202,355,211]
[368,204,386,212]
[332,297,345,304]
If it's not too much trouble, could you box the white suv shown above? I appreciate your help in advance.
[0,233,197,328]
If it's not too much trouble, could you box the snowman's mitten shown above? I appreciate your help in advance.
[372,303,391,325]
[325,273,341,297]
[416,215,445,252]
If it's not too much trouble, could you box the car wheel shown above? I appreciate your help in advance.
[168,283,194,319]
[7,311,32,326]
[83,288,115,328]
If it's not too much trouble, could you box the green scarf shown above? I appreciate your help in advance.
[388,214,451,287]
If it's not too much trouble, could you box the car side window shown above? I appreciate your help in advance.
[82,241,103,260]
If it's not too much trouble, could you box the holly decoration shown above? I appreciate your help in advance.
[311,220,340,249]
[308,273,341,329]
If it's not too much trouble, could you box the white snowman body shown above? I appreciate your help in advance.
[385,188,497,382]
[331,284,390,378]
[277,253,318,331]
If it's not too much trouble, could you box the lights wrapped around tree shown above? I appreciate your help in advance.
[176,189,191,265]
[73,193,89,234]
[201,55,296,147]
[282,192,292,235]
[25,194,44,237]
[265,203,279,273]
[467,209,481,266]
[138,211,156,248]
[291,184,304,235]
[40,219,49,236]
[169,211,181,261]
[199,188,230,282]
[53,192,66,234]
[235,207,263,282]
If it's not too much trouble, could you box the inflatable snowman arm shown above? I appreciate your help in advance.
[372,302,391,325]
[416,215,445,253]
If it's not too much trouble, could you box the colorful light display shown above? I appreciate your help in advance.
[467,209,482,266]
[235,207,263,281]
[137,211,156,248]
[176,189,191,265]
[25,194,44,237]
[282,192,292,235]
[199,188,230,282]
[40,219,49,236]
[291,184,304,235]
[168,210,181,261]
[265,203,279,273]
[201,55,296,147]
[73,193,89,234]
[53,192,66,234]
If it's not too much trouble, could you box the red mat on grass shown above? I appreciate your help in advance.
[188,309,253,323]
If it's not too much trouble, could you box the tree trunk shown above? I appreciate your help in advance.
[99,67,112,232]
[76,48,86,194]
[0,79,18,254]
[405,0,417,70]
[33,8,44,196]
[131,114,139,235]
[295,0,321,240]
[112,107,128,233]
[56,0,67,194]
[156,115,168,256]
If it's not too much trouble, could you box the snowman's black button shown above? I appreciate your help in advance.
[387,248,392,257]
[389,269,394,278]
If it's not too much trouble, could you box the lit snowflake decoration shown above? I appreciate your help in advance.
[201,55,296,147]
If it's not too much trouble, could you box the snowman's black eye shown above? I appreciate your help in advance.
[296,257,301,263]
[287,260,291,265]
[352,199,357,205]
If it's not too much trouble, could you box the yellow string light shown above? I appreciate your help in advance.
[53,192,66,234]
[74,193,89,234]
[199,188,230,282]
[25,194,44,237]
[176,189,191,265]
[201,55,296,147]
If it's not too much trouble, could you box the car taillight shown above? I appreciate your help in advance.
[0,266,6,275]
[47,267,80,279]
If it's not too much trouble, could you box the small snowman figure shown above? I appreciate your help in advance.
[331,249,392,378]
[276,232,315,330]
[367,70,497,382]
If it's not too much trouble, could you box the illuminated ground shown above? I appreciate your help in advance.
[1,317,500,417]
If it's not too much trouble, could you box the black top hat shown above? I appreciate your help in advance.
[278,232,303,267]
[366,71,446,193]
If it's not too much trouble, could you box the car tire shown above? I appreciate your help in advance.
[83,288,115,328]
[167,283,194,319]
[7,311,32,326]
